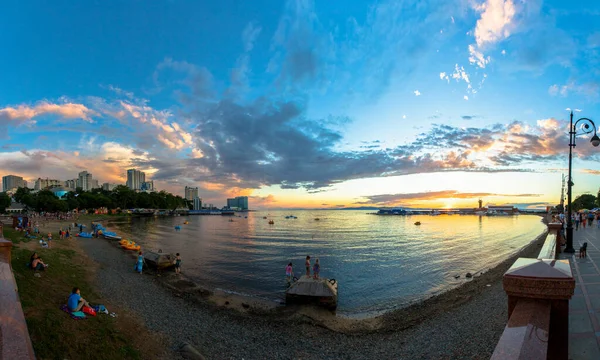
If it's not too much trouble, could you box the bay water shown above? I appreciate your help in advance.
[105,211,546,316]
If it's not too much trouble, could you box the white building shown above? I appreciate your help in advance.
[78,171,93,191]
[34,178,62,190]
[2,175,27,192]
[102,183,119,191]
[185,186,199,201]
[193,196,202,210]
[142,181,154,192]
[126,169,146,190]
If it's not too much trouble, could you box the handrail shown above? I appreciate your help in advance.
[0,223,36,359]
[537,233,557,260]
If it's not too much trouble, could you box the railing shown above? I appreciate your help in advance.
[0,223,36,359]
[491,222,574,360]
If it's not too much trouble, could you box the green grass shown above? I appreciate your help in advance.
[8,231,143,360]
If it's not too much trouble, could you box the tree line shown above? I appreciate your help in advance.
[554,192,600,213]
[0,186,189,213]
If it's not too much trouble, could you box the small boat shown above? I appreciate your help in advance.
[183,221,189,225]
[119,239,132,246]
[268,220,275,225]
[414,221,421,225]
[314,218,320,221]
[263,216,267,219]
[104,234,122,240]
[77,232,93,238]
[103,231,117,237]
[121,241,140,251]
[174,225,181,231]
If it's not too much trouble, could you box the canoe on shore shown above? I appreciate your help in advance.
[285,275,338,310]
[104,234,122,240]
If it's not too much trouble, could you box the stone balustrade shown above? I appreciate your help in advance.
[0,222,36,359]
[491,224,574,360]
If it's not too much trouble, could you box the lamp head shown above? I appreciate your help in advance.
[591,134,600,147]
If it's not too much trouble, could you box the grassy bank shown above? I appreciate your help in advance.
[6,227,167,360]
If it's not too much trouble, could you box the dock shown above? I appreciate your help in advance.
[285,275,338,310]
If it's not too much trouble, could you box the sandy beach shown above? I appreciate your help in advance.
[65,215,549,359]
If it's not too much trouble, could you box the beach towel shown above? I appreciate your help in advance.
[60,304,87,320]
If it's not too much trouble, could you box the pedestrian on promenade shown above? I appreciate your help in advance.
[596,213,600,229]
[305,256,311,277]
[575,214,580,230]
[582,213,587,228]
[588,212,595,226]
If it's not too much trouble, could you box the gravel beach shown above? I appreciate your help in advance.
[78,230,547,360]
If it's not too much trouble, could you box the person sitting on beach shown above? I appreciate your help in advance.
[305,256,311,277]
[67,287,90,312]
[175,253,182,275]
[313,259,320,279]
[30,252,48,271]
[135,251,144,274]
[285,262,293,282]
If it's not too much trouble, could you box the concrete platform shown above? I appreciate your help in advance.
[285,275,338,310]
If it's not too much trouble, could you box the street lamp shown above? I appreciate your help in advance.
[565,111,600,253]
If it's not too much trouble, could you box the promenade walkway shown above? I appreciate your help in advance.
[561,222,600,359]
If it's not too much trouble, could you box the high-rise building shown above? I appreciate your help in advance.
[193,196,202,210]
[64,179,77,190]
[102,183,119,191]
[2,175,27,192]
[185,186,199,201]
[78,171,93,191]
[91,179,99,189]
[226,196,249,210]
[34,178,62,190]
[141,181,154,192]
[126,169,146,190]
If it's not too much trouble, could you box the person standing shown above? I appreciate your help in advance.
[305,256,311,277]
[313,259,320,279]
[175,253,182,275]
[575,213,580,230]
[285,262,293,282]
[135,252,144,274]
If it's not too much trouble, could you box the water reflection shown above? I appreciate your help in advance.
[106,211,545,316]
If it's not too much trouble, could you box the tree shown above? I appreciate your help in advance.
[572,194,597,211]
[0,193,11,213]
[13,187,31,204]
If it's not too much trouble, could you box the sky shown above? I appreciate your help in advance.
[1,0,600,209]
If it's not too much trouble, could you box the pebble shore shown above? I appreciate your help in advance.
[79,232,546,359]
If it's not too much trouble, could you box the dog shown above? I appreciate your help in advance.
[580,242,588,258]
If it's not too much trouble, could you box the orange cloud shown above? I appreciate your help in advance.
[0,101,97,123]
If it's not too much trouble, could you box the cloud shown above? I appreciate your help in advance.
[548,81,599,98]
[464,95,469,100]
[414,90,421,96]
[473,0,517,48]
[461,115,478,120]
[0,101,97,124]
[356,190,541,205]
[439,72,449,82]
[581,169,600,175]
[242,22,262,52]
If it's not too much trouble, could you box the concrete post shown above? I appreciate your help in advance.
[547,222,564,254]
[503,258,575,360]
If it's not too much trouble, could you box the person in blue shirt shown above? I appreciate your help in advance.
[135,252,144,274]
[67,287,90,312]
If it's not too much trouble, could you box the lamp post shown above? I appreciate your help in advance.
[565,111,600,253]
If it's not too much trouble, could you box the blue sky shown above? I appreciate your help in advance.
[1,0,600,208]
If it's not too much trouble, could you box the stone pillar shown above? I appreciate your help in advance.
[503,258,575,360]
[548,222,564,250]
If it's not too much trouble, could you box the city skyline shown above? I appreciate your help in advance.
[2,1,600,209]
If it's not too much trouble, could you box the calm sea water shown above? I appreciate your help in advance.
[105,211,546,316]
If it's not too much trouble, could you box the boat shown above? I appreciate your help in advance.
[376,208,409,215]
[263,216,267,219]
[143,250,176,270]
[103,231,117,237]
[285,276,338,310]
[119,239,132,246]
[221,210,235,216]
[475,211,486,216]
[268,220,275,225]
[77,232,93,238]
[414,221,421,225]
[183,221,189,225]
[430,210,441,216]
[104,234,122,240]
[121,241,140,251]
[314,218,320,221]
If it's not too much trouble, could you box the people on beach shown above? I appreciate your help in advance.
[135,251,144,274]
[285,262,293,282]
[30,252,48,271]
[67,287,90,312]
[175,253,182,275]
[305,256,311,277]
[313,259,320,279]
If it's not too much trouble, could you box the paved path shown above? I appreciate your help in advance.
[561,222,600,359]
